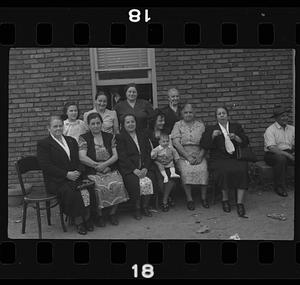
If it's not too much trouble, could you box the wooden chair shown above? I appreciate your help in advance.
[15,155,67,239]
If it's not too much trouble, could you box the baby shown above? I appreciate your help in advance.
[151,132,180,183]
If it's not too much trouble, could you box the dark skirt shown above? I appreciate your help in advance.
[57,181,97,218]
[154,166,177,193]
[209,158,249,190]
[122,170,158,202]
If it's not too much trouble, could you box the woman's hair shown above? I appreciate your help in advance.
[87,112,103,125]
[215,106,229,116]
[181,103,194,115]
[61,101,80,121]
[48,115,63,127]
[120,113,137,129]
[95,90,107,101]
[148,108,165,130]
[124,83,137,95]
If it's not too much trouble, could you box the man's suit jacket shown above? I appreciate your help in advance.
[116,130,153,176]
[37,135,83,194]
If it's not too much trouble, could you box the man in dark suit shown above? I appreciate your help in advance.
[160,88,182,135]
[37,115,98,235]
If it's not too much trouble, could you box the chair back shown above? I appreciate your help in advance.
[15,156,41,196]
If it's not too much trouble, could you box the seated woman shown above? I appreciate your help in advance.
[62,101,89,141]
[145,109,178,211]
[171,103,209,211]
[116,114,158,220]
[78,113,129,226]
[200,106,249,217]
[37,115,98,235]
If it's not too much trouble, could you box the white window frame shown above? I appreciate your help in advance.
[89,48,158,108]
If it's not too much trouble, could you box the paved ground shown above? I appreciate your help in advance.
[7,184,294,240]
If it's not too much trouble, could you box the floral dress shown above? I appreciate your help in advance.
[78,137,129,209]
[171,120,208,185]
[63,119,88,142]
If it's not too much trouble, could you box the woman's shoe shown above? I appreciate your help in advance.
[94,215,106,227]
[109,214,119,226]
[187,200,195,211]
[201,199,209,209]
[76,223,87,235]
[161,203,170,212]
[237,203,246,217]
[134,209,142,220]
[168,196,175,207]
[222,201,231,213]
[85,219,94,231]
[143,207,153,217]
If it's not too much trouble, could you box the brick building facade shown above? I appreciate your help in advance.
[8,48,294,186]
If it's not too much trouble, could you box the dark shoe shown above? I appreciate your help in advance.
[237,203,246,217]
[85,219,94,231]
[187,200,195,211]
[201,199,209,209]
[94,215,106,227]
[143,207,153,217]
[134,209,142,220]
[76,223,87,235]
[168,196,175,207]
[161,203,170,212]
[108,214,119,226]
[222,201,231,213]
[275,187,288,197]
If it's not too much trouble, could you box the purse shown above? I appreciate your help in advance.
[236,145,257,162]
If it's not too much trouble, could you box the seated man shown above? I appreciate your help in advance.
[264,106,295,197]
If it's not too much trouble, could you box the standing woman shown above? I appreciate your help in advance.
[83,91,120,135]
[37,116,98,235]
[171,103,209,210]
[200,106,249,217]
[78,113,128,226]
[62,102,89,142]
[114,83,154,131]
[116,114,158,220]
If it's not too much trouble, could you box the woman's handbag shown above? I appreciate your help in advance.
[236,145,257,162]
[139,176,154,195]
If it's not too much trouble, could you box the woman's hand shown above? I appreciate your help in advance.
[95,163,107,172]
[212,130,222,139]
[133,169,142,178]
[102,167,111,174]
[140,168,148,178]
[187,155,197,165]
[194,153,204,165]
[66,171,81,181]
[229,133,242,143]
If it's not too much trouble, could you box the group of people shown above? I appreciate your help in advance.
[36,84,295,235]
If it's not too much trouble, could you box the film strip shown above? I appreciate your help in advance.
[1,5,299,279]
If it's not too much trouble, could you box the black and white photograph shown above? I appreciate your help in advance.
[8,47,295,240]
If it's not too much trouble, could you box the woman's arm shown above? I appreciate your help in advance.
[172,138,189,160]
[113,110,120,135]
[79,149,98,169]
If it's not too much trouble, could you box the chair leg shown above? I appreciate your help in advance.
[59,203,67,232]
[46,201,51,226]
[22,201,28,234]
[36,202,42,239]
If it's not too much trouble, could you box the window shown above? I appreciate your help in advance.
[89,48,157,109]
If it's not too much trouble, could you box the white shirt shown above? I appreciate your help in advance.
[50,134,71,160]
[264,122,295,151]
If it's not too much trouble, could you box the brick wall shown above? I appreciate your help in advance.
[8,48,294,186]
[8,48,93,186]
[155,48,294,161]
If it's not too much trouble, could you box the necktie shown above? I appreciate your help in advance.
[218,123,235,154]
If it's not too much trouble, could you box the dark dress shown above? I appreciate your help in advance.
[37,135,97,218]
[114,99,154,131]
[160,105,182,135]
[116,130,158,201]
[200,122,249,191]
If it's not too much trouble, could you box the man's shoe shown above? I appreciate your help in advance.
[275,187,288,197]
